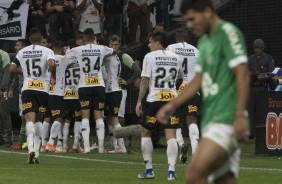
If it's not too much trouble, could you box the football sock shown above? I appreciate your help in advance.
[167,138,178,172]
[141,137,153,170]
[19,118,26,144]
[81,118,90,151]
[57,131,63,147]
[189,123,199,154]
[73,121,81,146]
[48,121,61,145]
[108,124,117,149]
[114,123,125,149]
[26,121,35,154]
[96,118,105,150]
[34,122,42,158]
[176,128,185,147]
[63,123,70,148]
[42,121,50,146]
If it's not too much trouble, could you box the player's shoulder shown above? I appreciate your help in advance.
[219,20,244,40]
[54,54,65,60]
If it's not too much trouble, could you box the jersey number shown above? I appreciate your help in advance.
[65,68,80,85]
[25,59,42,77]
[154,68,177,88]
[182,58,188,74]
[82,57,100,73]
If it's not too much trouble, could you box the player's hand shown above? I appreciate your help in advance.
[119,79,127,86]
[156,102,176,124]
[8,90,13,98]
[136,102,142,117]
[50,78,56,86]
[55,5,64,12]
[37,10,44,16]
[233,114,248,142]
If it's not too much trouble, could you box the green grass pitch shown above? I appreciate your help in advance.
[0,139,281,184]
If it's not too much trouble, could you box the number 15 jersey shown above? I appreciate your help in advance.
[12,45,55,93]
[68,44,114,88]
[141,50,182,102]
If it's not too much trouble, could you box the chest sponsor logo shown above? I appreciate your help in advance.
[64,90,77,98]
[188,105,198,113]
[28,80,44,90]
[146,116,157,124]
[170,117,179,125]
[22,102,32,110]
[156,91,176,101]
[85,77,100,85]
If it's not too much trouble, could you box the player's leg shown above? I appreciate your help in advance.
[34,112,44,163]
[41,108,51,152]
[118,89,127,124]
[214,172,236,184]
[56,128,63,151]
[63,119,71,152]
[187,115,199,154]
[73,102,82,152]
[14,94,27,150]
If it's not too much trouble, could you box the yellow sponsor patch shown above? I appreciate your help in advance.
[170,117,179,125]
[156,91,176,101]
[146,116,157,124]
[85,77,100,85]
[64,90,77,98]
[99,103,105,109]
[80,101,90,108]
[114,107,119,114]
[23,102,32,110]
[28,80,44,90]
[51,110,60,116]
[188,105,198,113]
[75,111,81,117]
[49,85,54,93]
[39,106,46,113]
[177,83,188,93]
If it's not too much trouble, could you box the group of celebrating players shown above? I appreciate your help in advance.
[9,0,250,183]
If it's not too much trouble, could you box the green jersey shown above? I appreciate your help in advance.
[196,20,247,128]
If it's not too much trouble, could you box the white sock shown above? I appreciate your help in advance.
[141,137,153,170]
[48,121,61,145]
[167,138,178,172]
[176,128,185,147]
[63,123,70,148]
[114,123,125,149]
[189,123,199,154]
[96,118,105,150]
[108,124,117,149]
[34,122,42,158]
[81,118,90,151]
[26,121,35,154]
[42,121,50,146]
[74,121,81,145]
[57,130,63,147]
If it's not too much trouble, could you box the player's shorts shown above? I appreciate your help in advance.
[45,104,52,119]
[19,94,22,116]
[180,93,201,117]
[202,123,240,182]
[64,99,81,121]
[105,91,122,117]
[21,90,48,115]
[78,86,105,111]
[141,101,180,130]
[118,89,127,118]
[48,95,66,120]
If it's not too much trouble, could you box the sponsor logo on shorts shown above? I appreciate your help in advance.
[146,116,157,124]
[28,80,45,90]
[99,103,105,109]
[85,77,100,85]
[22,102,32,110]
[64,90,77,98]
[114,107,119,114]
[51,110,60,116]
[170,117,179,125]
[75,111,81,117]
[188,105,198,113]
[156,91,176,101]
[80,101,90,108]
[39,106,46,113]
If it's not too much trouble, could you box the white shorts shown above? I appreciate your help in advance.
[118,89,127,118]
[19,94,22,117]
[202,123,240,182]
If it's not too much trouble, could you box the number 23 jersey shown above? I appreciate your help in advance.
[141,50,183,102]
[12,45,55,93]
[67,44,114,88]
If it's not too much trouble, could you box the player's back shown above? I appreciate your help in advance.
[64,62,80,99]
[142,50,181,102]
[16,45,54,93]
[167,42,199,83]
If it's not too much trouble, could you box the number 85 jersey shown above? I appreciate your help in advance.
[141,50,183,102]
[12,45,55,93]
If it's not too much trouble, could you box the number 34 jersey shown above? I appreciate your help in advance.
[141,50,183,103]
[12,45,55,93]
[67,44,114,88]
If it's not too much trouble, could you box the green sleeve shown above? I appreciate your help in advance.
[122,53,135,68]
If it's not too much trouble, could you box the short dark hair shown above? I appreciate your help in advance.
[180,0,215,14]
[76,32,84,41]
[17,39,29,47]
[175,29,189,43]
[109,35,120,43]
[53,40,65,50]
[83,28,95,41]
[149,32,169,48]
[42,35,51,43]
[29,28,42,43]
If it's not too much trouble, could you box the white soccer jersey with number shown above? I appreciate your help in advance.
[12,45,55,93]
[104,55,122,93]
[64,62,80,99]
[141,50,182,102]
[49,55,70,96]
[167,42,199,83]
[67,44,114,88]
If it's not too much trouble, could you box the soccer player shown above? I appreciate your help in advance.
[136,32,182,180]
[68,28,115,153]
[10,28,56,164]
[167,29,200,163]
[45,41,71,152]
[157,0,249,183]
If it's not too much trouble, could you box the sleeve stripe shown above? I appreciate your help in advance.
[229,55,248,68]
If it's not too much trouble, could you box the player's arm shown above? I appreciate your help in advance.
[121,53,141,85]
[9,56,22,75]
[136,76,150,117]
[48,50,56,80]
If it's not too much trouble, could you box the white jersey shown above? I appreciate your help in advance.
[167,42,199,84]
[49,55,70,96]
[12,45,55,93]
[64,62,80,100]
[141,50,182,102]
[68,44,114,88]
[104,55,122,93]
